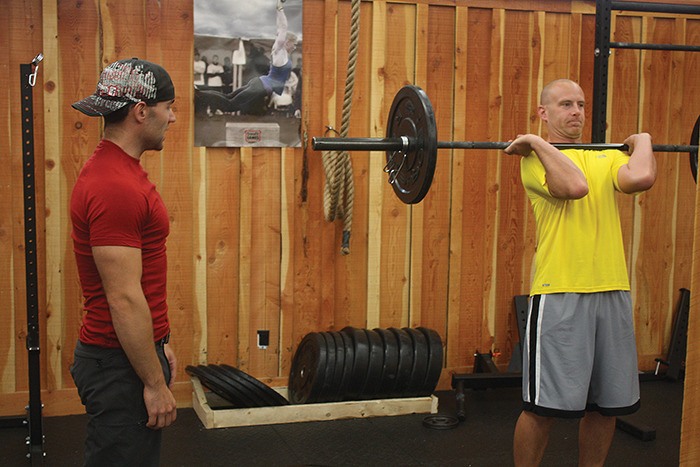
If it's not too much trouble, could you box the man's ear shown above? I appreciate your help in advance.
[132,101,148,123]
[537,105,548,123]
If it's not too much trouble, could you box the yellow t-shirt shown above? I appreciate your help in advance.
[521,149,631,295]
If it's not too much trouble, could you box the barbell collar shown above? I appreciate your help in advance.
[312,137,697,154]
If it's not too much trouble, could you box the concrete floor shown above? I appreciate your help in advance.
[0,378,683,466]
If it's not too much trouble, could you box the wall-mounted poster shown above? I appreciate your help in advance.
[194,0,302,147]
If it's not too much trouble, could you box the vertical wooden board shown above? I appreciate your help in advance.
[99,0,147,65]
[318,0,339,336]
[667,18,694,360]
[417,4,453,340]
[192,155,207,367]
[238,147,253,369]
[408,3,428,331]
[330,0,371,330]
[42,0,64,392]
[493,10,531,359]
[57,0,102,389]
[347,0,373,328]
[610,15,641,272]
[579,13,596,143]
[568,13,582,81]
[543,13,571,81]
[366,1,386,329]
[205,148,241,365]
[10,0,46,393]
[482,8,504,353]
[279,146,297,377]
[634,17,675,361]
[328,0,350,323]
[0,0,14,393]
[542,13,578,89]
[291,0,325,351]
[682,188,700,453]
[681,69,700,462]
[522,12,543,296]
[193,145,206,365]
[307,0,333,335]
[59,0,102,151]
[673,18,700,306]
[378,3,414,327]
[451,6,499,364]
[156,0,195,378]
[312,0,335,333]
[248,149,282,377]
[446,4,469,370]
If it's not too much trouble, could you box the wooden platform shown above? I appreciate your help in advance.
[190,377,439,429]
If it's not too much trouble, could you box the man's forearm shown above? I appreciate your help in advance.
[110,295,167,389]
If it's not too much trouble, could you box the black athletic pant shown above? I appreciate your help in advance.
[70,339,171,467]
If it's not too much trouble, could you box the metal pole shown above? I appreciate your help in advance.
[20,53,45,465]
[592,0,612,144]
[611,42,700,52]
[312,137,698,154]
[611,1,700,15]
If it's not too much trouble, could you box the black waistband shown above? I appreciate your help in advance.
[156,333,170,347]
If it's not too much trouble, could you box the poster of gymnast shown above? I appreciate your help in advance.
[194,0,302,147]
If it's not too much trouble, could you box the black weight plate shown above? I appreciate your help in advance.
[318,332,337,403]
[206,364,264,407]
[185,365,251,408]
[690,114,699,183]
[423,414,459,430]
[328,331,346,402]
[287,332,327,404]
[341,326,369,400]
[337,328,355,401]
[403,327,430,397]
[416,327,443,395]
[388,327,415,398]
[360,329,386,399]
[373,328,400,399]
[219,364,289,406]
[385,85,438,204]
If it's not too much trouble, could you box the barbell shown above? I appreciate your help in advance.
[312,85,700,204]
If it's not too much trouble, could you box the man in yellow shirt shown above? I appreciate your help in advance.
[505,79,656,466]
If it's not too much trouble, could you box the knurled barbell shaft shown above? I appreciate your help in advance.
[312,137,697,154]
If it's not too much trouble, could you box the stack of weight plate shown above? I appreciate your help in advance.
[185,364,289,407]
[288,326,442,404]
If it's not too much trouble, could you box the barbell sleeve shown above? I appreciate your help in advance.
[313,137,406,151]
[312,137,697,154]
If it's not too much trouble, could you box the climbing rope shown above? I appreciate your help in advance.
[322,0,360,255]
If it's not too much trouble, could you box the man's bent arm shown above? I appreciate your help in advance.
[617,132,656,193]
[506,134,589,199]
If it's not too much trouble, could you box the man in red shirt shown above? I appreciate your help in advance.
[70,58,177,466]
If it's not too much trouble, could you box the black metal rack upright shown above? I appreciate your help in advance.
[592,0,700,142]
[0,54,47,464]
[22,53,46,465]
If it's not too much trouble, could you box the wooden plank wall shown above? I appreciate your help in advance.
[0,1,699,437]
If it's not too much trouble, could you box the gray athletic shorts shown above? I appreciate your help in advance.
[521,291,641,418]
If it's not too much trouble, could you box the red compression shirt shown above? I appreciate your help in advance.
[70,140,170,348]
